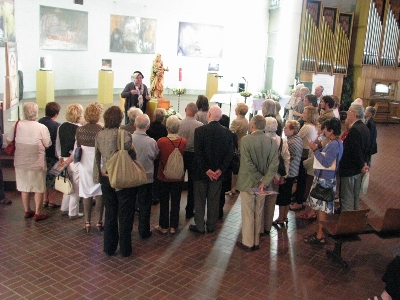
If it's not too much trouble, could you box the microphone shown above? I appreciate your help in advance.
[242,77,246,81]
[215,75,223,78]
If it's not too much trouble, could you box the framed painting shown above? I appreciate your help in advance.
[40,6,88,50]
[177,22,224,58]
[110,14,156,54]
[323,7,338,32]
[0,0,16,47]
[307,0,322,27]
[339,13,353,39]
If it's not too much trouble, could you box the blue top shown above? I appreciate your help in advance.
[313,139,343,180]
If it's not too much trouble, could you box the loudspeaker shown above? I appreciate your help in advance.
[238,83,245,93]
[74,0,83,4]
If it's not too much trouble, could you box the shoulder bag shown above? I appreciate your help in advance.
[106,129,147,189]
[4,121,19,156]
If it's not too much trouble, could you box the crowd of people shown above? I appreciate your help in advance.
[4,82,382,270]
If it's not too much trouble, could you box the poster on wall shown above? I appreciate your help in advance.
[0,0,16,47]
[39,6,88,50]
[5,41,18,110]
[110,14,156,54]
[177,22,224,58]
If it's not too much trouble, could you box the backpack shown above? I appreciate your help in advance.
[163,138,184,180]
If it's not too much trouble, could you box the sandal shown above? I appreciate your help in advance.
[155,225,168,234]
[170,228,176,234]
[85,222,91,233]
[96,221,104,232]
[272,219,285,226]
[300,212,317,220]
[304,232,326,245]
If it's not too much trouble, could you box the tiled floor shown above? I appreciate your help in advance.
[0,95,399,299]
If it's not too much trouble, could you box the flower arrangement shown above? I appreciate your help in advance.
[240,91,252,98]
[254,89,281,101]
[164,107,183,121]
[172,88,186,95]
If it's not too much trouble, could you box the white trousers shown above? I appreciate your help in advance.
[60,160,80,217]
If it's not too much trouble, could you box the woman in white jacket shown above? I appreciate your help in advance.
[260,117,290,234]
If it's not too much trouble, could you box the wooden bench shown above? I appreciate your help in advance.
[320,209,370,268]
[367,208,400,235]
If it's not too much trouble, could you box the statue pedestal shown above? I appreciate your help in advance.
[147,97,170,121]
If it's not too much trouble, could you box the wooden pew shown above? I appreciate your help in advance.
[320,209,370,268]
[368,208,400,235]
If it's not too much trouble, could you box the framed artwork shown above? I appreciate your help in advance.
[40,6,88,50]
[0,0,16,47]
[40,56,52,70]
[110,14,156,54]
[339,13,353,39]
[323,7,338,32]
[177,22,224,58]
[5,42,18,110]
[307,0,322,27]
[101,59,112,70]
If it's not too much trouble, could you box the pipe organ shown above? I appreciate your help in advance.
[362,0,400,68]
[299,1,353,76]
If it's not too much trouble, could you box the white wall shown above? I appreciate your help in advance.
[0,0,269,98]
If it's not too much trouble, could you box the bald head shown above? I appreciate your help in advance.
[353,98,363,105]
[208,106,222,122]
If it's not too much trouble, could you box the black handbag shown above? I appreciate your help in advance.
[310,170,334,202]
[310,183,334,202]
[73,146,82,163]
[231,150,240,175]
[277,138,286,177]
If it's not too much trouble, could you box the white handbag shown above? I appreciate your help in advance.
[55,169,74,195]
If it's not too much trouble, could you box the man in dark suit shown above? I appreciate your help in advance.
[339,103,371,211]
[365,106,378,161]
[190,106,234,234]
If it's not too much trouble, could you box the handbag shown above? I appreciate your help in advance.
[309,169,334,202]
[231,149,240,175]
[73,146,82,163]
[106,129,147,189]
[277,138,286,176]
[55,168,74,195]
[4,120,19,155]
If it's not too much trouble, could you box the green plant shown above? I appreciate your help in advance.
[172,88,186,95]
[240,91,252,98]
[254,89,281,101]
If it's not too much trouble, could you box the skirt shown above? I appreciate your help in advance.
[16,168,46,193]
[306,176,335,214]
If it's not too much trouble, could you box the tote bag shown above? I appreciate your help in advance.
[106,129,147,189]
[55,169,74,195]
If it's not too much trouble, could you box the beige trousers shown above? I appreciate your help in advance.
[240,191,265,248]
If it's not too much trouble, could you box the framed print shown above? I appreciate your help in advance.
[0,0,16,47]
[40,6,88,50]
[110,14,156,54]
[177,22,224,58]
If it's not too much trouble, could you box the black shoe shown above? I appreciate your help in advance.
[207,228,214,233]
[236,241,254,252]
[260,230,270,237]
[189,224,205,234]
[253,245,260,251]
[335,207,341,214]
[140,230,152,239]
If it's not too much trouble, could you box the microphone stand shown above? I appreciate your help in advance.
[215,75,239,119]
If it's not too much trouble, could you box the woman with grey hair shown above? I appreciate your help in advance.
[6,102,51,221]
[147,108,168,204]
[262,99,282,136]
[155,116,187,234]
[121,107,143,134]
[261,117,290,234]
